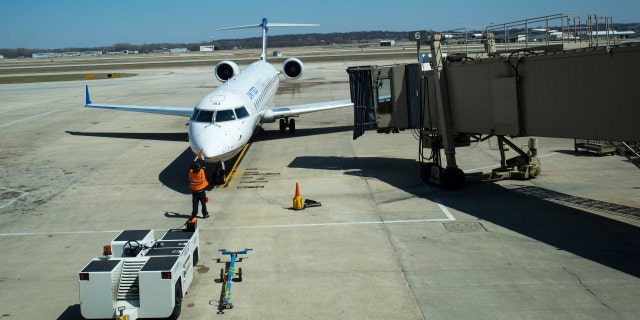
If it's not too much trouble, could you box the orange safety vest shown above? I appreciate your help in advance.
[189,169,209,191]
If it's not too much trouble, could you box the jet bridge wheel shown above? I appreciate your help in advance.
[442,167,465,190]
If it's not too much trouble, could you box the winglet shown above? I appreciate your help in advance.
[84,85,92,106]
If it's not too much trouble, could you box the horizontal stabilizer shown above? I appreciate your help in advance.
[217,23,319,31]
[217,18,319,61]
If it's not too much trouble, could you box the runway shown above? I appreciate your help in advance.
[1,55,639,319]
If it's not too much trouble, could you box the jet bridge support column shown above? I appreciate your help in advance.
[424,34,465,189]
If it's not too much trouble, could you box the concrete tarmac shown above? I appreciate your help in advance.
[1,57,639,319]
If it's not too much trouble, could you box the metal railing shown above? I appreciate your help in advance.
[439,13,620,56]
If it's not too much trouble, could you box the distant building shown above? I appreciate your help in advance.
[80,51,103,56]
[200,45,215,52]
[170,48,188,53]
[152,48,170,54]
[380,40,395,46]
[32,52,56,59]
[590,30,636,39]
[273,51,282,57]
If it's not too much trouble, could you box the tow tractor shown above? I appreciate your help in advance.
[78,221,199,320]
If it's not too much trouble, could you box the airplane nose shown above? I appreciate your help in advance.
[189,123,208,156]
[201,146,216,159]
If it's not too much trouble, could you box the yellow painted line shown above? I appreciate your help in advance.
[220,143,251,189]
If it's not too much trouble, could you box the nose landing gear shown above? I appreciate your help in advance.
[211,161,227,185]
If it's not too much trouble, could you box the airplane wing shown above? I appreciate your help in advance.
[262,99,353,122]
[84,85,193,117]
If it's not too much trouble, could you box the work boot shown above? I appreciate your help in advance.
[203,213,210,219]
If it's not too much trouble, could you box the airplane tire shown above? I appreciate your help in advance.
[279,119,286,134]
[211,171,220,185]
[289,118,296,134]
[210,167,226,185]
[217,170,226,185]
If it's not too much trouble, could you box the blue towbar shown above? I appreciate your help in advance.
[217,248,252,312]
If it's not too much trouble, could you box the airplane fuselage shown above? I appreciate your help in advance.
[188,60,279,163]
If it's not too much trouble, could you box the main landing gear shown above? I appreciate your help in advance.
[279,117,296,134]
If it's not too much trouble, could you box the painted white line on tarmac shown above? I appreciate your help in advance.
[202,218,454,231]
[0,230,122,236]
[0,200,456,236]
[436,198,456,221]
[0,109,60,128]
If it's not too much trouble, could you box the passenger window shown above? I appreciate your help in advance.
[215,109,236,122]
[234,106,249,119]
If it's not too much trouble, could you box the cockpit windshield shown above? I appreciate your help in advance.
[235,106,249,119]
[215,109,236,122]
[190,107,249,123]
[191,109,214,122]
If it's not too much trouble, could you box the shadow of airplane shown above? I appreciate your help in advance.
[66,130,188,142]
[288,155,640,278]
[254,125,353,142]
[159,147,200,195]
[68,124,352,195]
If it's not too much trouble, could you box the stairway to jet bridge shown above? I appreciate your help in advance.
[347,14,640,189]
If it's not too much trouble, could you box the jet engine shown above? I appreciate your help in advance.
[281,58,304,80]
[215,60,239,82]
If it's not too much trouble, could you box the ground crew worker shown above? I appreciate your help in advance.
[189,161,209,219]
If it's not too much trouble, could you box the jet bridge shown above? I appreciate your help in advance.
[347,13,640,188]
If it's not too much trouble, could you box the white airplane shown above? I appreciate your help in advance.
[85,18,353,185]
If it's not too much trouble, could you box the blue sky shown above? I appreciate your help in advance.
[1,0,638,49]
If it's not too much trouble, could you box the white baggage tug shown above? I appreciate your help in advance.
[78,224,199,320]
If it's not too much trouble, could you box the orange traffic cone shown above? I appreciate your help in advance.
[293,182,304,210]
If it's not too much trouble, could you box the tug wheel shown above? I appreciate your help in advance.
[167,283,182,320]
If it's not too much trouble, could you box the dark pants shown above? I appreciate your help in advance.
[191,189,208,218]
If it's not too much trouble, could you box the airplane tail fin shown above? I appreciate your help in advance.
[217,18,318,61]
